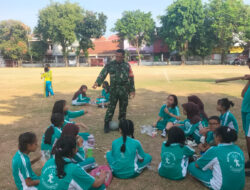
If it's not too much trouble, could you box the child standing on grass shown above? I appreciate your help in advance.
[188,127,245,190]
[12,132,41,190]
[41,64,54,97]
[175,102,204,144]
[188,95,208,127]
[158,127,195,180]
[39,136,106,190]
[52,100,88,128]
[96,81,110,107]
[217,98,239,132]
[153,95,180,137]
[198,116,220,153]
[41,113,64,164]
[72,85,91,106]
[106,119,152,179]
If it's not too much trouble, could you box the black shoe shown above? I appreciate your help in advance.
[104,121,110,133]
[245,160,250,169]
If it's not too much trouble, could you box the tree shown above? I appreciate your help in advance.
[75,11,107,67]
[0,20,30,66]
[189,6,217,64]
[160,0,204,64]
[113,10,155,65]
[28,40,48,62]
[36,1,83,66]
[242,5,250,57]
[206,0,246,64]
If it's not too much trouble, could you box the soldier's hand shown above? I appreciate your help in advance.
[244,74,250,80]
[130,92,135,98]
[92,82,98,89]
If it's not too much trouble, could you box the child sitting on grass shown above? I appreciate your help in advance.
[52,100,88,129]
[39,136,106,190]
[188,95,208,127]
[175,102,204,144]
[60,123,96,171]
[198,116,220,153]
[153,94,180,137]
[12,132,41,190]
[106,119,152,179]
[41,113,64,164]
[72,85,91,106]
[96,81,110,108]
[158,127,195,180]
[188,127,245,190]
[217,98,239,132]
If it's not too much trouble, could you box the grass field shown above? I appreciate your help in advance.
[0,65,249,190]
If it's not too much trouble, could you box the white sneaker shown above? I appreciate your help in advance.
[161,130,166,138]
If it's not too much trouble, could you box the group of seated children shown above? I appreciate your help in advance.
[12,94,246,190]
[72,82,110,108]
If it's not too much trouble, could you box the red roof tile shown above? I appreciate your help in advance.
[88,35,121,54]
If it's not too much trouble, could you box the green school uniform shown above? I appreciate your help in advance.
[206,131,215,145]
[39,158,105,190]
[41,125,62,152]
[96,89,110,105]
[188,143,245,190]
[158,142,195,180]
[201,115,208,127]
[220,111,239,132]
[156,105,180,130]
[179,119,203,143]
[106,137,152,179]
[12,151,39,190]
[242,85,250,137]
[72,94,91,106]
[63,110,85,127]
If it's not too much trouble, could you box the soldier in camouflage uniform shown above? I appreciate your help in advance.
[93,49,135,133]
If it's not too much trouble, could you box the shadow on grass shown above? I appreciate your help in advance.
[0,89,249,190]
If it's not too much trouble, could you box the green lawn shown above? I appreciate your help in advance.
[0,65,249,190]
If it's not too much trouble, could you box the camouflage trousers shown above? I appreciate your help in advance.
[105,86,129,122]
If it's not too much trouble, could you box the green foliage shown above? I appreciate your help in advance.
[189,6,217,61]
[75,11,107,58]
[160,0,204,63]
[113,10,155,64]
[0,20,30,62]
[36,1,83,66]
[206,0,246,63]
[29,40,48,62]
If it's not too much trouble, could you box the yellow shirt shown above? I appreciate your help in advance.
[41,70,52,81]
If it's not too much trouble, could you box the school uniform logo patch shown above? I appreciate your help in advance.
[41,165,58,189]
[162,152,176,168]
[226,152,244,172]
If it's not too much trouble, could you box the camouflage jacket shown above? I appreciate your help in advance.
[95,60,135,93]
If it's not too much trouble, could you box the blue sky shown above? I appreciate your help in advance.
[0,0,249,36]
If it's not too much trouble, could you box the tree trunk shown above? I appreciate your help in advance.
[221,50,225,65]
[181,54,186,65]
[76,55,80,67]
[136,47,141,66]
[202,57,205,65]
[62,46,68,67]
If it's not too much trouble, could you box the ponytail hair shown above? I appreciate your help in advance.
[54,136,76,179]
[44,113,64,145]
[217,98,234,111]
[119,119,135,153]
[214,126,237,143]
